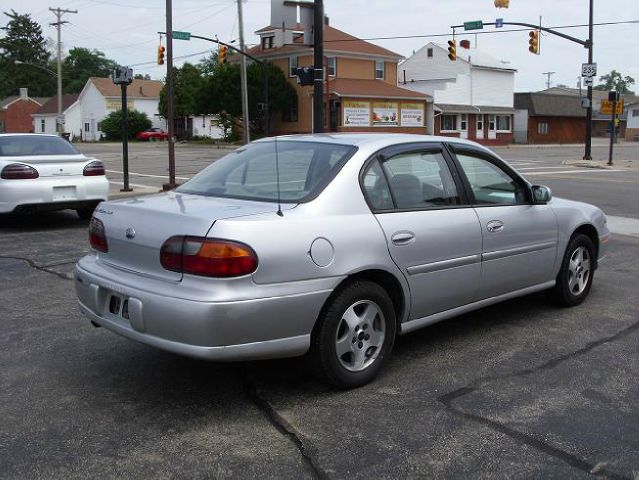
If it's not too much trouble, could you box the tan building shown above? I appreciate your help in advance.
[247,15,431,135]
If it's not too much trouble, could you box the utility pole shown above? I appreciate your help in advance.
[237,0,250,144]
[583,0,594,160]
[165,0,176,189]
[49,7,77,135]
[542,71,555,89]
[313,0,324,133]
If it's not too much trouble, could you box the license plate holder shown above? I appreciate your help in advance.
[52,186,77,201]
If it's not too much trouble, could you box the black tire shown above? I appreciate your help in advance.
[311,280,396,389]
[550,234,596,307]
[76,206,95,220]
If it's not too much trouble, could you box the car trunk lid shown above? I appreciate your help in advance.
[93,192,289,282]
[7,154,92,177]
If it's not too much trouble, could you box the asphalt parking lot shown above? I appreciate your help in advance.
[1,140,638,479]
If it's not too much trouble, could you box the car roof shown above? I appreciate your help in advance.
[253,133,494,154]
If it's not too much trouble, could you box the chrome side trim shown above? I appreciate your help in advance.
[79,301,310,361]
[482,241,556,262]
[399,280,555,335]
[406,254,481,275]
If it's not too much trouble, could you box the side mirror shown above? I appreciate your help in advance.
[531,185,552,204]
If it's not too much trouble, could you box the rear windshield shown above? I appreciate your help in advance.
[0,136,80,156]
[177,141,357,203]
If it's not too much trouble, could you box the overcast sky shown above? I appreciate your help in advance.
[9,0,639,93]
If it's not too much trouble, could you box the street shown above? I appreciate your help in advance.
[1,141,638,479]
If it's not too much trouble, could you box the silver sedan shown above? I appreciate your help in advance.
[75,134,609,388]
[0,134,108,218]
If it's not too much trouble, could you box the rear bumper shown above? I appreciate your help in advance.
[75,257,340,361]
[0,175,108,213]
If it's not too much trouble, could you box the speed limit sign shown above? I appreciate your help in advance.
[582,63,597,77]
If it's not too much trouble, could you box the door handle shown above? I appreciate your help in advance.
[391,231,416,245]
[486,220,504,233]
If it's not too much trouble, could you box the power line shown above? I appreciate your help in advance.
[323,19,639,43]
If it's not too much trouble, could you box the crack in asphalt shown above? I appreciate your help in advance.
[438,320,639,480]
[240,366,329,480]
[0,255,74,281]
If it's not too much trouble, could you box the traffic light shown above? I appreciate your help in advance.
[157,45,165,65]
[219,45,228,64]
[448,39,457,61]
[528,30,539,54]
[494,0,509,7]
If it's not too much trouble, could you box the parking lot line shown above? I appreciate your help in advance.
[106,169,191,181]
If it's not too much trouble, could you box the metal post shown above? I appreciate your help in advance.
[237,0,250,144]
[608,93,616,166]
[584,0,594,160]
[165,0,176,189]
[313,0,324,133]
[49,7,77,135]
[121,83,132,191]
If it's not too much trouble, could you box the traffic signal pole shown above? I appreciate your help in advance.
[165,0,176,189]
[312,0,324,133]
[584,0,594,160]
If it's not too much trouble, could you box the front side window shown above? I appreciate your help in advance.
[456,152,527,205]
[0,135,79,156]
[375,60,384,80]
[327,57,336,76]
[442,114,457,131]
[289,56,298,77]
[381,150,460,209]
[177,141,356,203]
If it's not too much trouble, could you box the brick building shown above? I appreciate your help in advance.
[0,88,49,133]
[514,92,586,144]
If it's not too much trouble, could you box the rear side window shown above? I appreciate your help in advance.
[177,141,357,203]
[0,135,79,156]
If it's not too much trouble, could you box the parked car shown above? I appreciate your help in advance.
[136,128,168,141]
[75,134,609,388]
[0,134,109,219]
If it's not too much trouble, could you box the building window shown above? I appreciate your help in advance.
[538,122,549,134]
[427,48,433,58]
[633,109,639,117]
[460,113,468,130]
[375,60,384,80]
[327,56,336,76]
[261,36,274,50]
[442,114,457,131]
[477,115,483,131]
[289,55,298,77]
[84,122,90,132]
[488,114,496,131]
[41,119,45,133]
[97,122,101,131]
[282,96,298,122]
[496,114,511,131]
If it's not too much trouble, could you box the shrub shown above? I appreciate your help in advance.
[100,109,152,140]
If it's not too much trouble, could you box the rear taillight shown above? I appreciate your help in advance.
[1,163,39,180]
[160,236,258,278]
[89,217,108,252]
[83,160,105,176]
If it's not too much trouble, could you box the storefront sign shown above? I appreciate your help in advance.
[372,102,398,126]
[400,103,424,127]
[105,98,134,110]
[343,101,371,127]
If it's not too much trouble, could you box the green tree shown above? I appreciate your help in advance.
[594,70,636,94]
[0,10,55,98]
[158,62,205,118]
[99,109,152,140]
[61,47,117,93]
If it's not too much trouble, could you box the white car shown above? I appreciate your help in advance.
[0,134,109,218]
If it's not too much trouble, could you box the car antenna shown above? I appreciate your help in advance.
[274,136,283,217]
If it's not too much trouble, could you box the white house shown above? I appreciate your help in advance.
[32,77,164,141]
[625,101,639,141]
[398,42,517,145]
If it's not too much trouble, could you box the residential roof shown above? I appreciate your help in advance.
[434,104,515,114]
[430,43,516,71]
[249,25,402,59]
[328,78,430,101]
[0,95,49,109]
[33,93,80,115]
[540,86,639,104]
[89,77,163,98]
[514,93,585,118]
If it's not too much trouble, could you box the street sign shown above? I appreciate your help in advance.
[600,99,624,115]
[581,63,597,77]
[583,77,594,87]
[495,18,504,28]
[580,98,591,109]
[112,66,133,85]
[172,31,191,41]
[463,20,484,31]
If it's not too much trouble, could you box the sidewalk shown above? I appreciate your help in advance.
[108,182,159,200]
[495,138,635,149]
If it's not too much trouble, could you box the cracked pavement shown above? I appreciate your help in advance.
[1,210,638,479]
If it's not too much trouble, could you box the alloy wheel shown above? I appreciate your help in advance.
[335,300,386,372]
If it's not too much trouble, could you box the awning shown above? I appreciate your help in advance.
[435,104,515,114]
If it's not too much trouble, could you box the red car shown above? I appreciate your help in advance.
[136,128,168,141]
